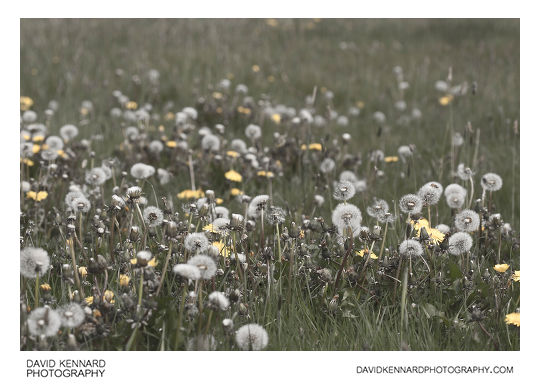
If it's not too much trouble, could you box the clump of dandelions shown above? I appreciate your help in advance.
[57,303,86,328]
[481,173,503,192]
[448,232,473,255]
[332,203,362,237]
[399,239,423,258]
[27,306,62,337]
[455,209,480,232]
[187,255,217,280]
[417,182,443,206]
[143,206,164,228]
[235,323,269,351]
[173,264,201,281]
[208,291,230,311]
[399,194,423,215]
[333,181,356,201]
[184,233,209,253]
[20,247,50,278]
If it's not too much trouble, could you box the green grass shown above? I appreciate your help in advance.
[20,19,519,351]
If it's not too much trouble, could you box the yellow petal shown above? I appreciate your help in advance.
[225,169,243,182]
[504,312,520,327]
[494,264,510,273]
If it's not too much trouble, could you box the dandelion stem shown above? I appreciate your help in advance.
[156,240,173,297]
[35,272,40,309]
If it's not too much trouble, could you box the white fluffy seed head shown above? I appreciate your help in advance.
[187,255,217,280]
[448,232,473,255]
[481,173,503,192]
[455,210,480,232]
[399,239,423,258]
[235,323,269,351]
[173,264,201,280]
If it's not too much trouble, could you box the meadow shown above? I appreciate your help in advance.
[20,19,519,350]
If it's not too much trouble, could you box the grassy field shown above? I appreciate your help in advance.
[20,19,519,351]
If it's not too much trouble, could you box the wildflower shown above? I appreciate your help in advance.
[367,199,389,219]
[85,167,107,186]
[398,145,413,162]
[119,274,130,287]
[208,291,230,311]
[27,306,61,337]
[481,173,503,192]
[58,303,85,328]
[143,206,164,228]
[356,249,378,259]
[103,290,115,303]
[339,170,357,183]
[130,163,155,179]
[40,283,51,291]
[399,194,423,215]
[308,143,323,151]
[235,323,269,351]
[494,264,510,273]
[173,264,201,280]
[215,206,230,219]
[505,312,520,327]
[512,271,520,282]
[21,96,34,111]
[187,255,217,280]
[210,218,231,235]
[184,233,210,253]
[201,134,220,151]
[455,210,480,232]
[148,140,164,154]
[370,150,385,163]
[457,164,474,181]
[399,239,423,258]
[373,111,386,124]
[20,247,50,279]
[26,191,48,202]
[417,182,443,206]
[59,124,79,141]
[230,188,243,196]
[332,203,362,237]
[320,158,336,174]
[256,170,274,178]
[452,132,464,147]
[225,169,243,182]
[384,156,399,163]
[333,181,356,201]
[78,267,88,277]
[177,189,205,199]
[439,95,453,106]
[448,232,473,255]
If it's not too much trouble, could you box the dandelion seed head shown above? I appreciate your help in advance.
[399,194,423,215]
[130,163,155,179]
[20,247,50,279]
[201,134,220,151]
[481,173,503,192]
[245,124,262,140]
[215,206,230,219]
[235,323,269,351]
[248,195,270,219]
[444,183,467,198]
[184,232,210,253]
[367,199,389,219]
[173,264,201,280]
[60,124,79,141]
[333,181,356,201]
[85,167,107,186]
[70,196,91,213]
[45,136,64,151]
[148,140,164,154]
[266,206,286,225]
[455,209,480,232]
[320,158,336,174]
[143,206,164,228]
[27,306,61,337]
[457,164,474,181]
[208,291,230,311]
[58,303,85,328]
[339,170,357,183]
[125,126,139,141]
[187,255,217,280]
[446,193,465,209]
[332,203,362,236]
[436,224,450,234]
[448,232,473,255]
[231,139,247,153]
[399,239,423,258]
[417,182,443,206]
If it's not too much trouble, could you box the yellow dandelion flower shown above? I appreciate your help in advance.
[410,218,430,232]
[21,158,34,166]
[356,249,378,260]
[40,283,51,291]
[266,19,278,27]
[494,264,510,273]
[230,188,243,196]
[58,149,68,159]
[165,112,175,121]
[427,228,445,245]
[216,107,223,114]
[130,258,137,265]
[119,274,130,287]
[166,140,177,148]
[125,101,138,110]
[384,156,399,163]
[212,91,223,100]
[103,290,115,303]
[78,266,87,277]
[226,150,240,158]
[41,144,49,150]
[505,312,520,327]
[300,144,307,151]
[177,189,205,199]
[93,309,102,317]
[356,101,365,109]
[26,191,48,202]
[32,144,41,154]
[203,223,218,233]
[237,106,252,115]
[257,170,275,178]
[225,169,243,182]
[439,95,454,106]
[308,143,322,151]
[158,125,165,132]
[271,113,281,123]
[252,64,260,73]
[20,96,34,111]
[148,258,158,267]
[213,241,230,258]
[511,270,520,282]
[85,296,94,305]
[215,198,224,204]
